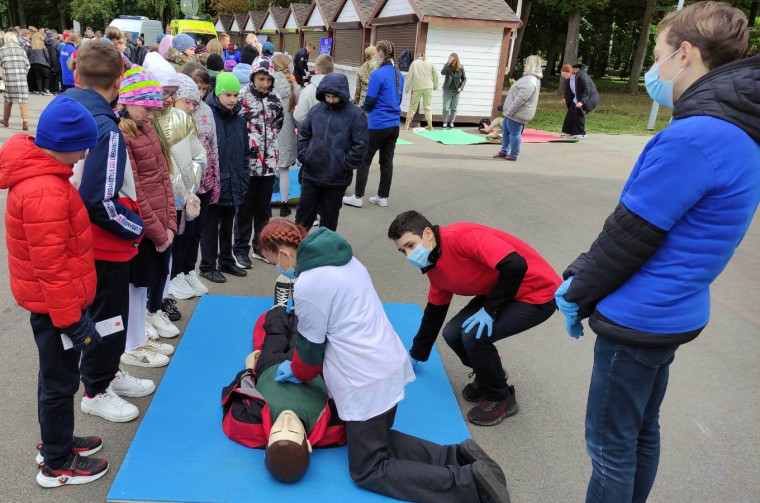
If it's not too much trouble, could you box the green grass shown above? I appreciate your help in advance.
[519,76,673,135]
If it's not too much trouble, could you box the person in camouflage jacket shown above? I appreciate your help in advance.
[353,46,377,106]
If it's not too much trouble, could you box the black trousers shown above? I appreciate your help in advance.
[345,406,480,503]
[81,260,129,397]
[254,306,298,375]
[233,175,274,257]
[354,126,399,199]
[31,64,51,93]
[171,209,205,277]
[147,245,171,313]
[442,297,557,401]
[200,192,236,272]
[31,312,81,469]
[562,106,586,135]
[295,178,346,231]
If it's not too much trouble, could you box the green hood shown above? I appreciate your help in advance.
[297,228,353,274]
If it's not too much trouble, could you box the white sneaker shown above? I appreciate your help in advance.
[185,270,209,295]
[147,311,180,338]
[343,195,363,208]
[312,214,321,227]
[120,346,170,368]
[145,319,158,341]
[80,385,139,422]
[144,338,175,355]
[168,273,196,300]
[369,195,388,207]
[111,369,155,398]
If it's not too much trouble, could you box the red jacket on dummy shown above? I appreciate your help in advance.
[0,135,97,328]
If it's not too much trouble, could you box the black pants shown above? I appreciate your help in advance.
[346,406,480,503]
[354,126,399,199]
[233,175,274,257]
[442,297,557,401]
[200,193,236,272]
[147,246,171,313]
[562,106,586,135]
[254,306,298,375]
[31,64,51,93]
[171,209,205,278]
[295,178,346,231]
[31,312,81,469]
[81,260,129,397]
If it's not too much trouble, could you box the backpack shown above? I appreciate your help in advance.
[397,48,412,72]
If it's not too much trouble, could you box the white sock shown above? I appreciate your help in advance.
[126,284,148,351]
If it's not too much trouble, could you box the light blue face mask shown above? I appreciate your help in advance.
[644,48,684,108]
[407,242,433,269]
[276,254,298,280]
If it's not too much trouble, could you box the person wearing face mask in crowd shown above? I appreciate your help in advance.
[388,211,560,427]
[553,4,760,502]
[559,62,599,139]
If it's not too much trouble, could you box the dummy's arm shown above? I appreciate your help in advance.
[409,302,450,362]
[483,252,528,318]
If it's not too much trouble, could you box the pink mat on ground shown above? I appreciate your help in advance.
[520,128,578,143]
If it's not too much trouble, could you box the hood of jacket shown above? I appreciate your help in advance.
[64,88,118,125]
[673,54,760,144]
[316,73,350,106]
[233,63,252,83]
[296,227,353,274]
[525,69,543,80]
[308,74,326,89]
[0,135,73,189]
[210,94,243,119]
[250,57,275,80]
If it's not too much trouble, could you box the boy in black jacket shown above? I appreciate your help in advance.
[295,73,368,231]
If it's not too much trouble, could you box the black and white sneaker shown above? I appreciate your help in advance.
[36,436,104,467]
[161,298,181,321]
[36,453,108,488]
[234,254,253,269]
[273,274,295,307]
[251,249,271,264]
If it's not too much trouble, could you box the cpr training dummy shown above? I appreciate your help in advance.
[221,301,345,483]
[255,219,511,503]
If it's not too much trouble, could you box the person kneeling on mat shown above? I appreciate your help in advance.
[388,211,561,426]
[258,219,511,503]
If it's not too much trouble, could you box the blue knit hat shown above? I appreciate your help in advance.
[34,96,98,153]
[173,33,195,53]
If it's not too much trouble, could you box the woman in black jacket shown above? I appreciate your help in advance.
[560,63,600,139]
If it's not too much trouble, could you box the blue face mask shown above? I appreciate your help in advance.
[407,242,433,269]
[276,254,298,280]
[644,48,684,108]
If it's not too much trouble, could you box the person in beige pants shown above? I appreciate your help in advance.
[404,54,438,130]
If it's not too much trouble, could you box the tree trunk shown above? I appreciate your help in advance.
[593,14,615,79]
[15,0,26,27]
[749,1,758,26]
[562,7,581,65]
[626,0,657,93]
[507,0,533,79]
[546,25,561,76]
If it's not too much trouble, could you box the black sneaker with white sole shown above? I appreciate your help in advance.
[201,269,227,283]
[161,298,181,321]
[273,274,294,307]
[36,453,109,488]
[234,254,253,269]
[36,436,104,467]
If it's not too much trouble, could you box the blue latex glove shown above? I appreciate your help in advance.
[409,353,419,370]
[462,307,494,340]
[274,360,302,384]
[555,278,585,339]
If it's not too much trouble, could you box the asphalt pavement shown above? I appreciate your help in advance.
[0,94,757,502]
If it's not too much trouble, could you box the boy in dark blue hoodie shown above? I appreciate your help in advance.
[65,41,149,424]
[295,73,368,231]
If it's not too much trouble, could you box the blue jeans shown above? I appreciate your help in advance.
[585,335,678,503]
[500,117,524,158]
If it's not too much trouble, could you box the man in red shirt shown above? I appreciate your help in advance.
[389,211,561,426]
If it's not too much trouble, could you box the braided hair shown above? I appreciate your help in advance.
[259,219,309,255]
[376,40,400,95]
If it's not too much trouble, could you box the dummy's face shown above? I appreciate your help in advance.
[394,228,435,257]
[162,86,178,109]
[126,105,157,127]
[218,91,239,109]
[253,73,273,93]
[324,93,340,105]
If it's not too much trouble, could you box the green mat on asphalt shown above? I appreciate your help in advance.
[412,129,489,145]
[396,138,413,145]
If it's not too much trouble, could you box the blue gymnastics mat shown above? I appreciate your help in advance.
[108,296,471,503]
[272,167,301,205]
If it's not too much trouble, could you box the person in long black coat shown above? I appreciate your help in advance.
[560,63,600,138]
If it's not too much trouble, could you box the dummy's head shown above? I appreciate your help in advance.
[265,411,312,483]
[388,211,436,257]
[259,219,309,275]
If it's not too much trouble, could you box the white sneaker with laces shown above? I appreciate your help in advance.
[369,195,388,207]
[342,195,363,207]
[185,270,209,295]
[111,370,155,398]
[145,319,158,341]
[147,310,180,338]
[144,338,174,355]
[168,273,196,300]
[120,346,170,368]
[80,385,139,422]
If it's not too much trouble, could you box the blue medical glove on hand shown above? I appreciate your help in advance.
[555,278,585,339]
[274,360,302,384]
[409,352,419,370]
[462,307,494,340]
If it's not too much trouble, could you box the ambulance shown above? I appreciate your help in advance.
[169,16,218,46]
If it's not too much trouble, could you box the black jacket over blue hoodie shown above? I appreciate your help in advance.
[298,73,368,187]
[209,95,250,206]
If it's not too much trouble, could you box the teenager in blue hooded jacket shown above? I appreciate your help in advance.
[295,73,368,231]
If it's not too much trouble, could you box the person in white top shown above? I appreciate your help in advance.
[258,219,511,503]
